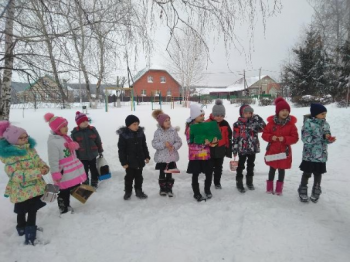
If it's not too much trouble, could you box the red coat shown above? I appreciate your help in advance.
[262,115,299,169]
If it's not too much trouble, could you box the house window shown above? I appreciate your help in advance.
[45,93,50,100]
[167,90,172,96]
[160,76,166,83]
[147,76,153,83]
[154,90,160,96]
[35,93,41,100]
[141,89,147,96]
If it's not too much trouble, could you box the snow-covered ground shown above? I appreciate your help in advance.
[0,100,349,262]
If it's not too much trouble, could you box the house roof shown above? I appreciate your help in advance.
[133,67,181,86]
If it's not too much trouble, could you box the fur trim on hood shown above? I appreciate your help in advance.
[0,137,36,158]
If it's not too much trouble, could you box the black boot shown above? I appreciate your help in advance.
[236,177,246,193]
[57,197,68,214]
[246,176,255,190]
[167,178,175,197]
[192,183,206,202]
[298,185,309,203]
[204,189,212,199]
[123,191,132,200]
[310,185,322,203]
[135,189,148,199]
[159,179,167,196]
[24,226,37,245]
[16,226,25,236]
[91,180,98,189]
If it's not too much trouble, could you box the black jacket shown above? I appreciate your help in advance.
[117,126,150,169]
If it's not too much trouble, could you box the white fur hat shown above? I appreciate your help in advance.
[187,104,205,123]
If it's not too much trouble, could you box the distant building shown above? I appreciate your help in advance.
[132,68,181,101]
[207,75,280,98]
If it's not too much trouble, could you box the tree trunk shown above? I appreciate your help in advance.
[0,0,15,120]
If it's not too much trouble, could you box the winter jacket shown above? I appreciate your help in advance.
[152,126,182,163]
[185,124,211,160]
[0,138,47,203]
[117,126,150,169]
[262,115,299,169]
[206,115,233,158]
[71,125,103,160]
[301,116,333,163]
[232,114,266,156]
[47,132,87,189]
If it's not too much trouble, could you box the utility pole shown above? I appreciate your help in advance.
[259,67,262,96]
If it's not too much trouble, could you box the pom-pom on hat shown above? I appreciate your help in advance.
[310,103,327,117]
[212,99,226,117]
[0,120,27,145]
[75,111,89,126]
[152,109,170,127]
[239,104,254,117]
[125,114,140,127]
[44,113,68,133]
[275,97,291,115]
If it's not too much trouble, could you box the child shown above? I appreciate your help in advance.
[117,115,150,200]
[206,99,233,189]
[232,104,266,192]
[71,111,103,189]
[0,121,49,245]
[186,104,215,202]
[44,113,87,214]
[151,109,182,197]
[298,103,335,203]
[262,97,299,195]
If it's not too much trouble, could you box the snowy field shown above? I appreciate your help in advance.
[0,100,349,262]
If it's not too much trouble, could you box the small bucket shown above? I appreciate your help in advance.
[41,184,60,203]
[229,157,239,171]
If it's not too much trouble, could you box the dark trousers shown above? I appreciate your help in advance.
[17,211,37,227]
[57,186,76,209]
[192,171,212,195]
[81,158,99,183]
[236,154,256,181]
[301,172,322,187]
[212,157,224,185]
[125,167,143,192]
[159,169,172,180]
[268,167,285,182]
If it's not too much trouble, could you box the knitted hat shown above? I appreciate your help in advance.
[275,97,291,115]
[44,113,68,133]
[125,115,140,127]
[75,111,89,125]
[310,103,327,117]
[152,109,170,127]
[0,120,27,145]
[189,104,205,122]
[239,104,254,117]
[212,99,226,117]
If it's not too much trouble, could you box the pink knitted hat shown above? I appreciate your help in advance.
[0,120,27,145]
[157,114,170,127]
[44,113,68,133]
[75,111,89,125]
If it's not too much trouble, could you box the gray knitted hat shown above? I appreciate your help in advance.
[212,99,225,117]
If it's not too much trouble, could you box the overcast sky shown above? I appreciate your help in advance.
[142,0,315,87]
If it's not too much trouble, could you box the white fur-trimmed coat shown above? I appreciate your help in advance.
[151,126,182,163]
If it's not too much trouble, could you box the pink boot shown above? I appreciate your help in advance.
[275,181,284,196]
[266,180,274,194]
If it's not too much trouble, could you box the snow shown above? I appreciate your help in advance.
[0,101,349,262]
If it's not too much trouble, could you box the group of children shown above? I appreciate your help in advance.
[0,97,335,245]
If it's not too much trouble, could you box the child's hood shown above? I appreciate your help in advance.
[266,115,297,125]
[116,126,145,135]
[0,137,36,158]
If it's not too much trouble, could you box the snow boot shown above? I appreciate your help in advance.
[135,189,148,199]
[236,182,246,193]
[57,197,68,214]
[266,180,274,194]
[214,184,222,189]
[167,178,175,197]
[246,176,255,190]
[204,189,212,199]
[159,179,167,196]
[310,185,322,203]
[194,194,206,202]
[24,226,37,245]
[298,185,309,203]
[275,181,284,195]
[124,191,132,200]
[16,226,25,236]
[91,180,98,189]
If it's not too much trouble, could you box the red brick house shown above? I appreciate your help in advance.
[132,68,181,100]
